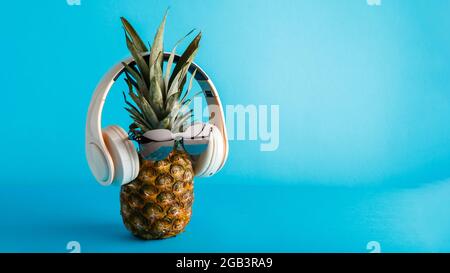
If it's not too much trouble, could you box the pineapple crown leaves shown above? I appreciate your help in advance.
[120,12,202,139]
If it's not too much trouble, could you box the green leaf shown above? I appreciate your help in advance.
[149,11,167,72]
[173,110,193,132]
[168,47,198,101]
[140,98,159,129]
[128,90,159,129]
[125,107,152,131]
[180,68,197,102]
[169,32,201,87]
[181,90,203,106]
[165,87,182,113]
[127,91,144,113]
[149,63,164,116]
[166,69,182,99]
[124,73,142,99]
[124,76,134,93]
[122,62,147,95]
[165,51,197,105]
[157,115,171,129]
[123,100,151,130]
[177,58,194,94]
[164,28,196,91]
[169,101,181,116]
[167,101,181,124]
[148,52,164,112]
[120,17,148,53]
[125,34,150,86]
[148,12,167,103]
[130,119,150,132]
[122,91,142,116]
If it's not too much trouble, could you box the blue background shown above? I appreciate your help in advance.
[1,0,450,252]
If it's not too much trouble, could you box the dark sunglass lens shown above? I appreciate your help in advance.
[183,138,209,155]
[140,141,174,161]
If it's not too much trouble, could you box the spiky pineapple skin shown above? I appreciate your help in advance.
[120,150,194,240]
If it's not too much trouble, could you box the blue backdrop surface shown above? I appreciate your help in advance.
[1,0,450,252]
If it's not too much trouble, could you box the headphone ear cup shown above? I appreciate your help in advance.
[102,125,139,185]
[193,128,214,177]
[204,126,225,176]
[194,125,224,177]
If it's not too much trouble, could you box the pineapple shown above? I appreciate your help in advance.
[119,13,201,239]
[120,151,194,239]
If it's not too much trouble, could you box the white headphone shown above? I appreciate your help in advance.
[86,52,229,186]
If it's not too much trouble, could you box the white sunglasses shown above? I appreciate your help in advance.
[138,123,212,161]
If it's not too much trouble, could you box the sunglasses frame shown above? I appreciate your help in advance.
[138,125,212,161]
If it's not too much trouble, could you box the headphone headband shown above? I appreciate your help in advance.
[86,52,228,184]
